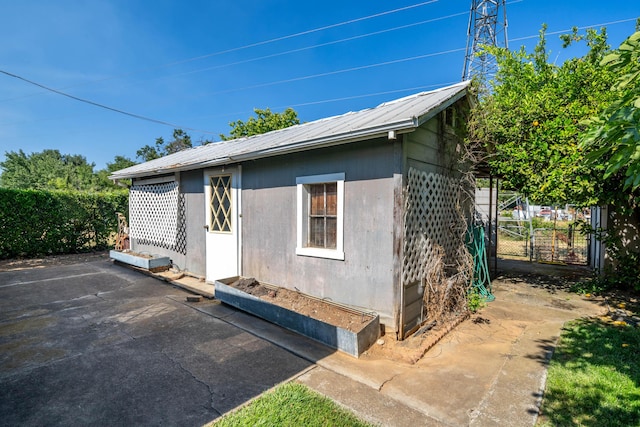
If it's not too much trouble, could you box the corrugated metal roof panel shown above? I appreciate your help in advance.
[110,81,470,180]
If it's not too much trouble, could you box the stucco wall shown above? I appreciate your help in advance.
[602,207,640,271]
[241,138,400,326]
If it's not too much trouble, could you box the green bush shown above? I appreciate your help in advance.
[0,188,128,258]
[573,251,640,294]
[467,287,487,313]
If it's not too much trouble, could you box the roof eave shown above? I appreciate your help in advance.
[416,84,469,127]
[109,119,418,180]
[108,158,232,181]
[227,118,418,163]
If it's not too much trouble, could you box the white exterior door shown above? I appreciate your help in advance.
[204,167,241,283]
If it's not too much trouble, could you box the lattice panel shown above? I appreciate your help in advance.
[403,168,463,285]
[129,181,181,251]
[175,193,187,255]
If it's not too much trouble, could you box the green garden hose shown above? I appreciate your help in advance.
[467,225,495,302]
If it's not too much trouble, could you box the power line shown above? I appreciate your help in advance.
[6,0,629,111]
[16,1,441,94]
[509,17,639,42]
[172,11,469,78]
[200,47,466,98]
[193,15,638,98]
[0,1,448,104]
[0,69,217,134]
[124,1,440,71]
[187,14,639,119]
[278,82,460,108]
[171,81,461,123]
[2,14,637,132]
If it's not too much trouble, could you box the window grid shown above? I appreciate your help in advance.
[210,175,232,233]
[307,183,337,249]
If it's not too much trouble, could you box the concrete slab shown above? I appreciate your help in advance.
[297,366,447,427]
[212,261,604,427]
[0,259,312,426]
[0,256,607,427]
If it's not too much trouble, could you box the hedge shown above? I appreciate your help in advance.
[0,188,128,259]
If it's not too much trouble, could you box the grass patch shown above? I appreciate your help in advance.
[538,318,640,426]
[210,382,372,427]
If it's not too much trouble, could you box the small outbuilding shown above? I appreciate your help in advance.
[110,81,474,339]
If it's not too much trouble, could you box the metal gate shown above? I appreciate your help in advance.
[532,226,589,265]
[496,224,590,265]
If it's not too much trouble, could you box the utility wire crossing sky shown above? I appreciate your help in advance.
[0,0,638,169]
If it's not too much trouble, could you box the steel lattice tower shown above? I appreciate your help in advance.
[462,0,508,82]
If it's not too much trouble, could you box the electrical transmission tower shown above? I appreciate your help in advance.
[462,0,508,82]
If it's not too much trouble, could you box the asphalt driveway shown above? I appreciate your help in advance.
[0,258,312,426]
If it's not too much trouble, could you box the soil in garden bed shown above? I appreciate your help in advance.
[230,278,375,333]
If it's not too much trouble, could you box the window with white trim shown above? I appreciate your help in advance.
[296,173,344,260]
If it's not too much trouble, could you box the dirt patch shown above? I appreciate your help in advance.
[362,312,469,364]
[229,278,375,333]
[229,277,469,364]
[599,292,640,328]
[115,250,154,259]
[0,251,110,272]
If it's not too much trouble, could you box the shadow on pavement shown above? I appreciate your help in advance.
[0,259,320,426]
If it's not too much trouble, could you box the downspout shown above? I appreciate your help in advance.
[237,164,243,277]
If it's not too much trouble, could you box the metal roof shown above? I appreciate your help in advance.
[110,81,471,180]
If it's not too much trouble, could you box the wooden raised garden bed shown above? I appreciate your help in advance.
[214,277,380,358]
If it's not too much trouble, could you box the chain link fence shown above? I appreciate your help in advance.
[497,220,530,258]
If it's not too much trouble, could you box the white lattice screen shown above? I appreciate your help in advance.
[403,168,462,286]
[130,181,184,252]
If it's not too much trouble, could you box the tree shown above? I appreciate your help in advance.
[0,149,99,191]
[470,25,640,289]
[579,31,640,290]
[106,155,138,173]
[96,155,137,189]
[469,26,618,206]
[220,107,300,141]
[136,128,193,162]
[581,31,640,195]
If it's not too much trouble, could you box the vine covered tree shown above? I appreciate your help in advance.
[581,31,640,195]
[470,24,640,289]
[469,26,618,206]
[220,107,300,141]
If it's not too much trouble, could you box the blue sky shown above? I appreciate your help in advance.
[1,1,638,170]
